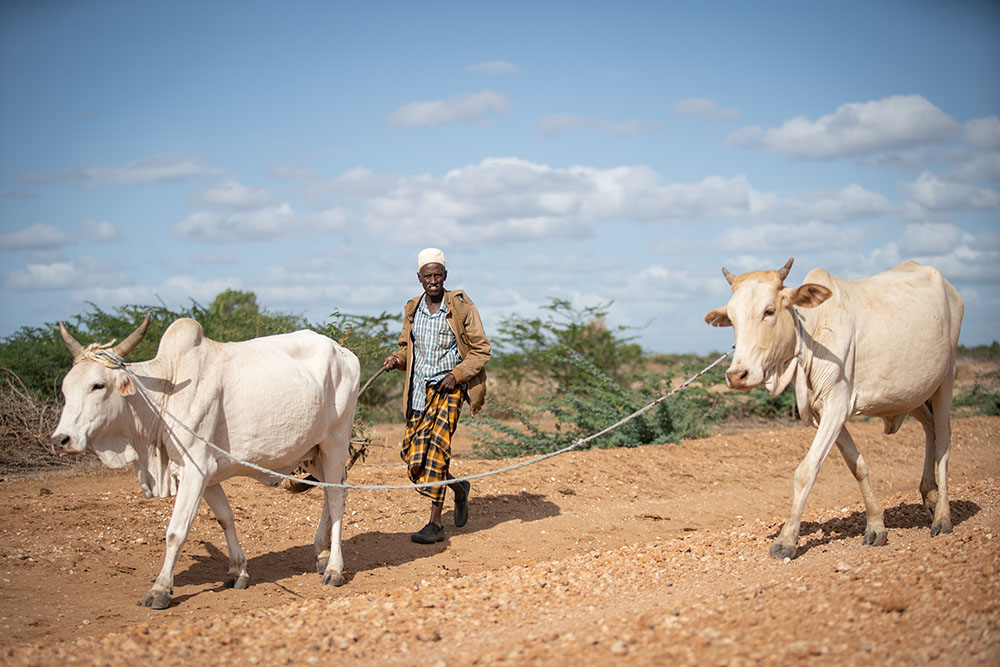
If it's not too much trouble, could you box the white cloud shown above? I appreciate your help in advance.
[965,116,1000,149]
[3,256,133,291]
[749,184,894,223]
[17,154,224,188]
[0,223,71,251]
[897,222,971,257]
[466,60,519,74]
[904,172,1000,212]
[190,179,273,210]
[173,203,351,243]
[74,274,240,310]
[726,94,961,159]
[718,221,869,254]
[948,151,1000,184]
[610,265,718,303]
[307,166,399,199]
[868,231,1000,285]
[387,90,510,127]
[356,158,895,245]
[78,219,121,242]
[674,98,740,119]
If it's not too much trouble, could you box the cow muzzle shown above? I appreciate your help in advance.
[50,433,84,456]
[725,367,752,391]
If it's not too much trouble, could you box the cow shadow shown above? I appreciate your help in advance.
[772,499,981,558]
[171,491,559,596]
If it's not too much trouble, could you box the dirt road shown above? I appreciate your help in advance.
[2,416,998,664]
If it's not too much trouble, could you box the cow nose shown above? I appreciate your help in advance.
[726,368,749,388]
[51,434,71,453]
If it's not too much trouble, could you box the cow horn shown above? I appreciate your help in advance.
[721,267,736,286]
[58,322,84,359]
[113,313,152,358]
[776,257,794,281]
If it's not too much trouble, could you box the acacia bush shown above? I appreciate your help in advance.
[0,291,403,473]
[471,300,730,459]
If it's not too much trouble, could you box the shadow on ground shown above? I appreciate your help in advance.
[778,499,981,557]
[169,491,560,596]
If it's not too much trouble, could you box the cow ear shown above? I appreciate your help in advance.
[705,307,732,327]
[790,283,832,308]
[118,373,135,396]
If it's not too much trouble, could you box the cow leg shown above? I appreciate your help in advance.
[911,403,939,514]
[314,498,332,574]
[835,426,886,546]
[771,416,843,560]
[142,470,207,609]
[203,484,250,589]
[317,432,350,586]
[928,382,954,536]
[318,474,348,587]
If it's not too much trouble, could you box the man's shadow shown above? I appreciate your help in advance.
[773,499,981,558]
[171,490,560,598]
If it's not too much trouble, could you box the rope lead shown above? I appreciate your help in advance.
[95,346,735,492]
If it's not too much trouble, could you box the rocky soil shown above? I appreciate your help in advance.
[1,416,998,665]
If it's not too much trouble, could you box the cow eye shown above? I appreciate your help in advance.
[763,307,776,318]
[91,383,106,391]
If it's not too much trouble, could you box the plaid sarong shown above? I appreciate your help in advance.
[400,384,463,504]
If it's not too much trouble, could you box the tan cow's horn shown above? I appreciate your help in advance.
[776,257,794,282]
[58,322,84,359]
[721,267,736,286]
[113,313,152,358]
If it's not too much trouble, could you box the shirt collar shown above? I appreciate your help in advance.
[419,294,447,315]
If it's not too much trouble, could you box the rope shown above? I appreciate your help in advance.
[92,346,734,492]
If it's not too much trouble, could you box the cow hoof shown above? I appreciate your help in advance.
[141,590,172,610]
[225,574,250,590]
[930,520,953,537]
[769,541,797,560]
[863,528,888,547]
[316,551,330,574]
[321,570,345,587]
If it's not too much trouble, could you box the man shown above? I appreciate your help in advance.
[382,248,491,544]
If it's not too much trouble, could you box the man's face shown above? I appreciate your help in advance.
[418,263,447,298]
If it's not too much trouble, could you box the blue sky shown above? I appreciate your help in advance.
[2,1,998,354]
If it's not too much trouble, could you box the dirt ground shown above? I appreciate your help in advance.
[1,415,998,665]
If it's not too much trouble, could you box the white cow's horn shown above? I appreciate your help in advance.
[58,322,84,359]
[777,257,794,282]
[113,313,152,358]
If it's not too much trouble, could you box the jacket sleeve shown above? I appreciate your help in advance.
[391,298,417,371]
[450,300,491,384]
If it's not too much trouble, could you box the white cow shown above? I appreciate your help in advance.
[51,316,360,608]
[705,258,963,559]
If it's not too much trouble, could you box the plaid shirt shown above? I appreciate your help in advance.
[409,296,462,412]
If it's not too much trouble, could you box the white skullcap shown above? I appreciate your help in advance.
[417,247,446,270]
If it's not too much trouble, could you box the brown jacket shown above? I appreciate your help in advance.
[390,289,491,416]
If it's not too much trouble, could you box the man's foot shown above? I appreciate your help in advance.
[411,522,444,544]
[454,480,471,528]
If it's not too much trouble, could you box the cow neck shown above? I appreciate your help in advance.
[123,359,172,442]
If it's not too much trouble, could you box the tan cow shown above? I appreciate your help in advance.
[705,258,963,559]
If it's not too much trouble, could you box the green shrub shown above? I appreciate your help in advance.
[954,369,1000,416]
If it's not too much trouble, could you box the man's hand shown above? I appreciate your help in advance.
[382,354,400,371]
[436,372,458,393]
